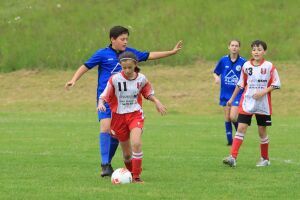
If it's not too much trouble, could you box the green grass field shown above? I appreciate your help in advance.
[1,64,300,199]
[1,0,300,71]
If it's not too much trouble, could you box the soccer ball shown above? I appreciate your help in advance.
[111,168,132,184]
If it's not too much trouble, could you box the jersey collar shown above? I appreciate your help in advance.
[250,58,265,66]
[108,44,125,54]
[228,54,240,64]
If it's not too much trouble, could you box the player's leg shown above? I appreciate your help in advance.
[223,114,251,167]
[98,103,118,177]
[256,115,271,167]
[130,127,143,182]
[119,139,132,172]
[223,104,233,145]
[99,118,114,177]
[229,105,239,131]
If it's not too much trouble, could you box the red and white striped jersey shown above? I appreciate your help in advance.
[237,59,281,115]
[100,71,154,114]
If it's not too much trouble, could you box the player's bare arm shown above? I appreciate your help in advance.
[97,98,106,112]
[147,95,167,115]
[227,86,242,106]
[148,40,183,60]
[252,86,276,100]
[213,73,220,84]
[65,65,89,90]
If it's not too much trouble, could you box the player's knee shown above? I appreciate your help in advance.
[237,125,247,133]
[131,142,142,152]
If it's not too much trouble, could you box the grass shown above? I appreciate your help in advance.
[1,63,300,199]
[1,0,300,72]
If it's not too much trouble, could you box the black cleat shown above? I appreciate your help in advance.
[101,164,114,177]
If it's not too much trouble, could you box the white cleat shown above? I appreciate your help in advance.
[223,155,236,167]
[256,157,271,167]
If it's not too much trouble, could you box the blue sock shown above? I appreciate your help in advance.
[108,136,119,163]
[232,122,238,131]
[225,122,233,144]
[100,132,110,165]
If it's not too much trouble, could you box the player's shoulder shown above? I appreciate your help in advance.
[137,73,148,81]
[220,55,229,61]
[239,56,247,62]
[110,72,122,81]
[263,60,273,66]
[243,60,251,65]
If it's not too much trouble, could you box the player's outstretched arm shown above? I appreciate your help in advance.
[227,86,241,107]
[148,40,183,60]
[147,95,167,115]
[65,65,89,90]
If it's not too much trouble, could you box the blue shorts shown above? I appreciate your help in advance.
[97,103,112,121]
[219,98,240,107]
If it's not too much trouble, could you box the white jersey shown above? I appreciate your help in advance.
[237,59,281,115]
[100,71,154,114]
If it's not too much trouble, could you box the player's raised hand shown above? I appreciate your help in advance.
[172,40,183,54]
[65,80,75,90]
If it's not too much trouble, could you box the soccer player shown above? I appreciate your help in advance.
[213,40,247,145]
[98,51,166,183]
[65,26,182,177]
[223,40,281,167]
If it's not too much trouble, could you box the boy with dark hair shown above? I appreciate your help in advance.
[223,40,281,167]
[65,25,182,177]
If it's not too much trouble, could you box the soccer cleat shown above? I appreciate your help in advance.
[256,158,270,167]
[101,164,114,177]
[223,155,236,167]
[132,177,144,184]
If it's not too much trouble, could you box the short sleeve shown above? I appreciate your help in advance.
[141,81,154,99]
[270,66,281,89]
[237,66,247,89]
[127,47,149,62]
[213,58,223,75]
[84,50,103,69]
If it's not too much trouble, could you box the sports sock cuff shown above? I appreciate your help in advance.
[234,132,245,140]
[132,152,143,159]
[260,136,269,144]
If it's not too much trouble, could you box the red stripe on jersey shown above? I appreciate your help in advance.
[141,81,153,99]
[266,65,276,115]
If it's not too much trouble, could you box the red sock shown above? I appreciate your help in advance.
[132,158,142,179]
[230,132,245,159]
[124,159,132,172]
[260,136,269,160]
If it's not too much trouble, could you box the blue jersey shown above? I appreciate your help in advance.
[84,45,149,100]
[214,55,247,104]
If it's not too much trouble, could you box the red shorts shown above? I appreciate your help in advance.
[110,110,144,142]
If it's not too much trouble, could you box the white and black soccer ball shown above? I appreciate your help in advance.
[111,168,132,184]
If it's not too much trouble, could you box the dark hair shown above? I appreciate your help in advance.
[109,26,129,39]
[228,39,241,47]
[251,40,267,50]
[118,51,140,73]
